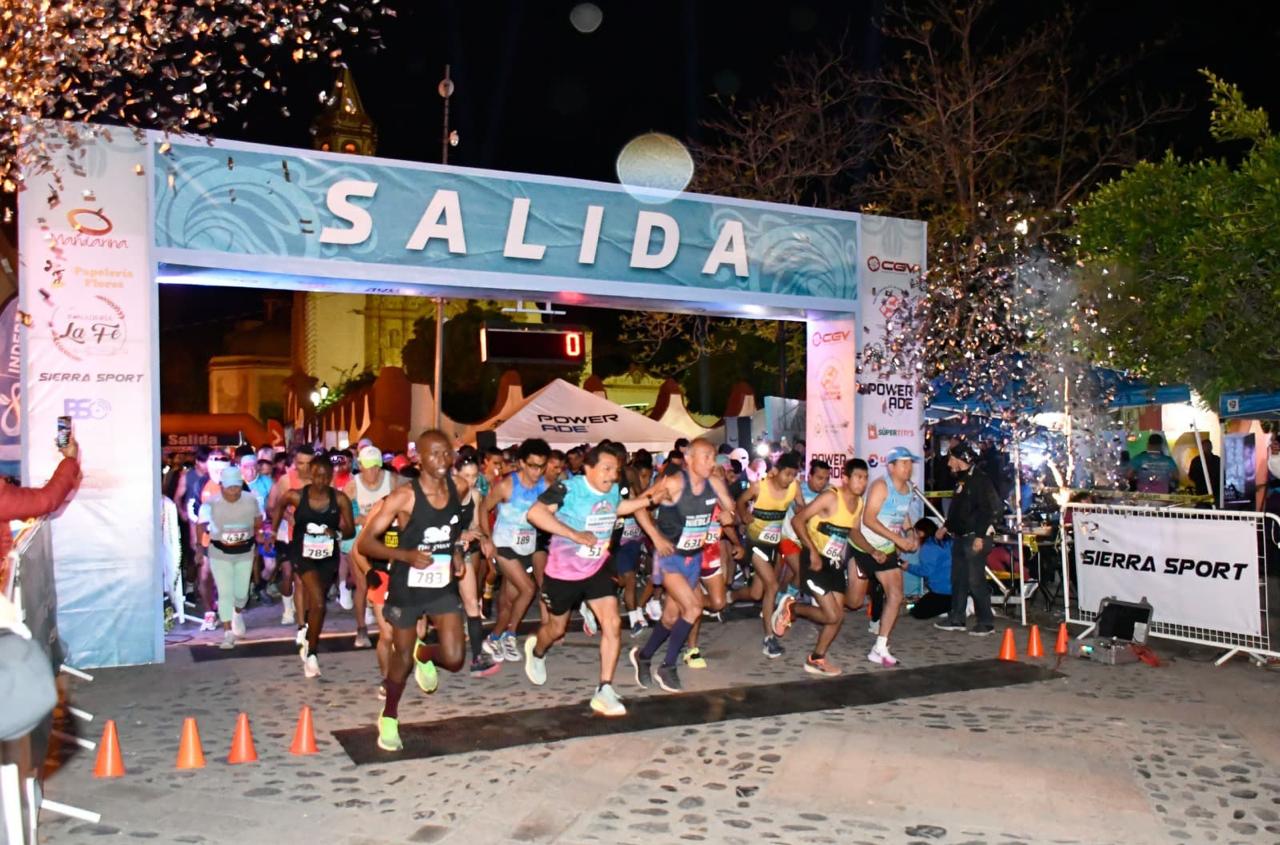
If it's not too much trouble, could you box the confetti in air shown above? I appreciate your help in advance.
[0,0,390,196]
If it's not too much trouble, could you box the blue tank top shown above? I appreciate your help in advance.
[493,473,547,554]
[870,479,914,553]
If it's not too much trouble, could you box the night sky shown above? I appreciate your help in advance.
[162,0,1280,352]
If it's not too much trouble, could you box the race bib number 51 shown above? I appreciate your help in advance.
[407,554,452,589]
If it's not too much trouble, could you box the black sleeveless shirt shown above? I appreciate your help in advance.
[388,476,462,601]
[655,470,718,557]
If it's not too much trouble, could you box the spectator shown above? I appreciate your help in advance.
[1128,433,1179,494]
[0,438,81,586]
[907,518,952,619]
[934,442,1005,636]
[1188,438,1221,503]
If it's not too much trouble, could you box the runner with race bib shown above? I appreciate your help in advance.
[731,451,802,659]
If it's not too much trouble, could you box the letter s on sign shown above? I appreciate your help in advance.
[320,180,378,245]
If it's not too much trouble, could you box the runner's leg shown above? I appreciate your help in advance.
[415,612,465,673]
[585,594,622,685]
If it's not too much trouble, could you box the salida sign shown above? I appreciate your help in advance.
[538,412,618,434]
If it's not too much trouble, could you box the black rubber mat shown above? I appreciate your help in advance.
[332,658,1060,764]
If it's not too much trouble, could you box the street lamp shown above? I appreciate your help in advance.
[310,382,330,406]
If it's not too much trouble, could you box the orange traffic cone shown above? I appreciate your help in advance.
[290,706,317,755]
[93,720,125,778]
[176,717,206,769]
[228,712,257,764]
[1054,622,1070,656]
[997,627,1018,662]
[1027,625,1045,659]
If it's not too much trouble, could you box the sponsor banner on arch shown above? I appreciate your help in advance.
[855,216,926,485]
[805,318,856,482]
[19,130,161,667]
[1072,508,1261,636]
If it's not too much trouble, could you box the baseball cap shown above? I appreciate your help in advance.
[884,446,922,463]
[358,444,383,469]
[949,442,977,464]
[729,447,750,466]
[219,466,245,488]
[390,455,410,472]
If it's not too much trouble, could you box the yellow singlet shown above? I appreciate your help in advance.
[746,478,798,546]
[807,489,862,562]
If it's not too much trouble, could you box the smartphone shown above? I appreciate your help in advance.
[56,415,72,449]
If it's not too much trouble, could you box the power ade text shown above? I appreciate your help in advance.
[537,413,618,434]
[1081,549,1250,581]
[857,382,915,411]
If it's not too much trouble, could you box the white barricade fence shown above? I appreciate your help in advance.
[1061,503,1279,665]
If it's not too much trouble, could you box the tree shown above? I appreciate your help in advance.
[1074,73,1280,406]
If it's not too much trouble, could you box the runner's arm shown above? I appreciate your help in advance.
[862,481,916,553]
[269,488,298,534]
[335,491,355,539]
[357,486,422,565]
[528,484,597,546]
[734,481,757,527]
[634,476,677,556]
[476,476,508,542]
[710,476,744,550]
[616,490,656,516]
[846,500,886,563]
[790,490,832,562]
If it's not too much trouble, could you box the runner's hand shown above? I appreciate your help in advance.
[452,555,466,579]
[653,537,675,558]
[571,530,597,547]
[730,543,745,561]
[406,550,434,569]
[898,535,919,553]
[871,549,887,564]
[459,529,482,545]
[480,538,496,561]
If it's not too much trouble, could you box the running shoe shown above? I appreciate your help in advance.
[805,655,842,676]
[629,647,651,689]
[629,618,647,638]
[281,602,295,625]
[644,598,662,621]
[762,636,784,659]
[590,683,627,717]
[376,713,402,752]
[969,625,996,637]
[581,602,599,636]
[771,595,796,637]
[304,654,321,678]
[867,647,899,668]
[934,620,967,632]
[868,619,880,635]
[501,632,521,662]
[219,629,236,650]
[200,612,217,632]
[681,648,707,669]
[524,636,547,685]
[654,663,683,693]
[353,630,372,649]
[231,611,246,638]
[729,573,748,592]
[295,624,308,648]
[414,641,439,694]
[470,653,500,677]
[482,635,505,663]
[338,582,354,611]
[364,606,376,627]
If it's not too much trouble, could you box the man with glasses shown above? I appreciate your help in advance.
[477,438,551,663]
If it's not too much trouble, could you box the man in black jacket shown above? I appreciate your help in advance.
[933,443,1005,636]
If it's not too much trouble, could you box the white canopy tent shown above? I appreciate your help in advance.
[486,379,685,452]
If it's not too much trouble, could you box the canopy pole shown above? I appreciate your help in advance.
[1013,434,1027,626]
[433,297,444,430]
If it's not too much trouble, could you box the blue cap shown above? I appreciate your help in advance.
[884,446,922,463]
[220,465,245,488]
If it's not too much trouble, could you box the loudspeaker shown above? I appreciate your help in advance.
[476,430,497,452]
[1095,596,1152,643]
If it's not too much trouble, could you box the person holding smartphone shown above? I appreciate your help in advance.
[0,425,81,586]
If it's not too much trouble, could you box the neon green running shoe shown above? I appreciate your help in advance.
[414,639,439,694]
[377,713,402,752]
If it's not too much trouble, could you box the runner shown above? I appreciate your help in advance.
[175,446,216,630]
[679,495,740,669]
[779,459,831,591]
[454,455,499,676]
[270,451,354,677]
[344,445,399,650]
[773,457,880,675]
[731,451,802,659]
[478,438,550,663]
[845,447,920,667]
[616,450,654,637]
[267,445,314,629]
[198,466,267,649]
[630,438,741,693]
[524,442,656,716]
[358,430,474,752]
[332,449,357,612]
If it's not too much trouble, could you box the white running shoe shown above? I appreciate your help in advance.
[868,618,880,635]
[590,683,627,717]
[581,602,599,636]
[501,633,521,662]
[524,636,547,685]
[867,646,899,668]
[644,599,662,621]
[295,623,309,648]
[231,611,246,638]
[338,582,354,611]
[220,629,236,650]
[304,654,321,678]
[482,636,505,663]
[281,602,295,625]
[199,612,217,632]
[364,606,376,627]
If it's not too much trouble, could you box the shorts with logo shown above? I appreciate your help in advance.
[803,561,848,597]
[496,547,536,575]
[383,583,462,629]
[541,565,616,617]
[658,550,703,589]
[614,541,644,575]
[779,538,803,557]
[747,540,781,568]
[849,546,901,578]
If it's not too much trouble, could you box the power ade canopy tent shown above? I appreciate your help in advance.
[491,379,683,452]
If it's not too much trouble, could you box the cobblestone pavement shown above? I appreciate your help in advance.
[33,597,1280,845]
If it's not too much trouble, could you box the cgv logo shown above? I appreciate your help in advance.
[866,256,921,274]
[811,329,851,347]
[63,397,112,420]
